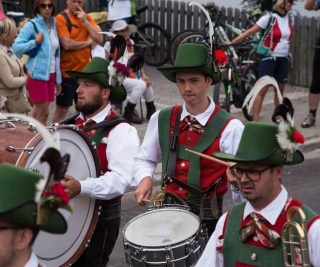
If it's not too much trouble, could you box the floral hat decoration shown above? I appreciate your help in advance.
[107,35,144,86]
[214,98,304,166]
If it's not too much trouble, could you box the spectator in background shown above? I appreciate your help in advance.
[107,0,137,25]
[52,0,103,123]
[301,0,320,128]
[0,17,29,114]
[229,0,294,121]
[104,20,156,123]
[12,0,61,126]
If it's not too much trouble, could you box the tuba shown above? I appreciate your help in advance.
[281,206,311,267]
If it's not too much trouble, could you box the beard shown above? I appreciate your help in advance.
[75,93,104,117]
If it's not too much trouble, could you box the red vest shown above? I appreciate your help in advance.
[164,105,233,199]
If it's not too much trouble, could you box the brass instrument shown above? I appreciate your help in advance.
[281,206,311,267]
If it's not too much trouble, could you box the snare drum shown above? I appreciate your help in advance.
[123,208,206,267]
[17,125,101,267]
[0,119,37,164]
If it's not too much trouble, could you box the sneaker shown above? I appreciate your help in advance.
[301,113,315,128]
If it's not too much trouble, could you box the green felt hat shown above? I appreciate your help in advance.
[214,122,304,165]
[0,163,67,234]
[157,43,221,85]
[67,57,127,102]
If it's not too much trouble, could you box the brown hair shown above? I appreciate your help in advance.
[33,0,56,17]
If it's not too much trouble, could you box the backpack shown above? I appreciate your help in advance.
[252,13,276,56]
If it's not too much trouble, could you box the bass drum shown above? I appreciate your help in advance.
[17,126,101,267]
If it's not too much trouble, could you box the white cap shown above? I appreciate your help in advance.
[111,20,136,35]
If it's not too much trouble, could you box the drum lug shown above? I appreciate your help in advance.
[5,146,34,154]
[98,205,102,216]
[85,239,91,248]
[91,141,97,149]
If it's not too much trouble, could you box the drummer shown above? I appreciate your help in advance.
[0,163,68,267]
[133,43,244,236]
[62,57,140,267]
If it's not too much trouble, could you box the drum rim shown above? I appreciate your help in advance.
[123,208,201,247]
[17,125,102,266]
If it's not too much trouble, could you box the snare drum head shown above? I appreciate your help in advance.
[124,208,200,247]
[18,127,101,267]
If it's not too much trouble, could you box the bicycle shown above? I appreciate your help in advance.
[213,41,259,121]
[103,6,171,67]
[131,6,171,66]
[169,5,260,64]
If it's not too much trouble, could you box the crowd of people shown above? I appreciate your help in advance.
[0,0,320,267]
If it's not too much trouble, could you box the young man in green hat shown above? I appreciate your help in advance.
[62,57,140,267]
[0,163,68,267]
[133,43,244,236]
[195,121,320,266]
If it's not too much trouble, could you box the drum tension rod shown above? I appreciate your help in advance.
[5,146,34,153]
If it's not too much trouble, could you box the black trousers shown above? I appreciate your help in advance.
[73,199,121,267]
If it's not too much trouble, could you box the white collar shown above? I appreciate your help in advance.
[180,97,216,126]
[24,251,42,267]
[78,103,112,124]
[243,185,288,225]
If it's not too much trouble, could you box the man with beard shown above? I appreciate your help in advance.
[62,57,140,267]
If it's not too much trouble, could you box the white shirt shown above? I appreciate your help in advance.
[107,0,135,21]
[196,185,320,267]
[132,98,245,202]
[79,103,140,200]
[25,251,45,267]
[91,44,106,59]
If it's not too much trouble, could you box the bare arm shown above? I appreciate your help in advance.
[0,0,4,13]
[60,36,92,51]
[231,24,261,44]
[305,0,318,10]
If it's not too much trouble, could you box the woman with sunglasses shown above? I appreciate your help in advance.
[229,0,294,122]
[12,0,61,126]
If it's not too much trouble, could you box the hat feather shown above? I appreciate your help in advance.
[242,75,283,113]
[127,53,144,73]
[272,97,294,123]
[109,35,127,62]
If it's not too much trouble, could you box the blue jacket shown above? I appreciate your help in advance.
[12,14,62,84]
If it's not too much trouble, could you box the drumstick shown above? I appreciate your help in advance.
[185,148,230,167]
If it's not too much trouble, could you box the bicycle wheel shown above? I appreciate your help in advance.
[213,76,231,113]
[241,64,258,121]
[170,32,209,64]
[169,29,200,64]
[134,23,171,66]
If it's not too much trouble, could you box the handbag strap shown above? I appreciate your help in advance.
[29,21,39,34]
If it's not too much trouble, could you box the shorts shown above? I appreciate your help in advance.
[55,78,78,107]
[258,56,290,83]
[310,47,320,94]
[26,73,56,103]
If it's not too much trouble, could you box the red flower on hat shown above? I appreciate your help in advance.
[214,50,228,66]
[291,130,305,144]
[43,182,72,211]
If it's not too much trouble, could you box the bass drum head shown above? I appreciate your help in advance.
[18,127,101,267]
[123,208,200,247]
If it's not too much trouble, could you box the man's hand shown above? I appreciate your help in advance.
[63,174,81,198]
[74,7,88,23]
[134,176,153,206]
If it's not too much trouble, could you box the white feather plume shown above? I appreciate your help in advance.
[99,31,116,38]
[6,114,60,202]
[189,2,214,51]
[242,75,283,113]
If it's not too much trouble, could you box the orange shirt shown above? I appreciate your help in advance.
[55,10,98,77]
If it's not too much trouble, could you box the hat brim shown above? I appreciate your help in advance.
[214,147,304,166]
[157,64,221,85]
[0,202,67,234]
[66,71,127,103]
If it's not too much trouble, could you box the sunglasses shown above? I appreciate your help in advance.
[40,3,53,9]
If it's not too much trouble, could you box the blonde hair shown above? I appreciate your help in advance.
[0,18,16,43]
[273,0,286,11]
